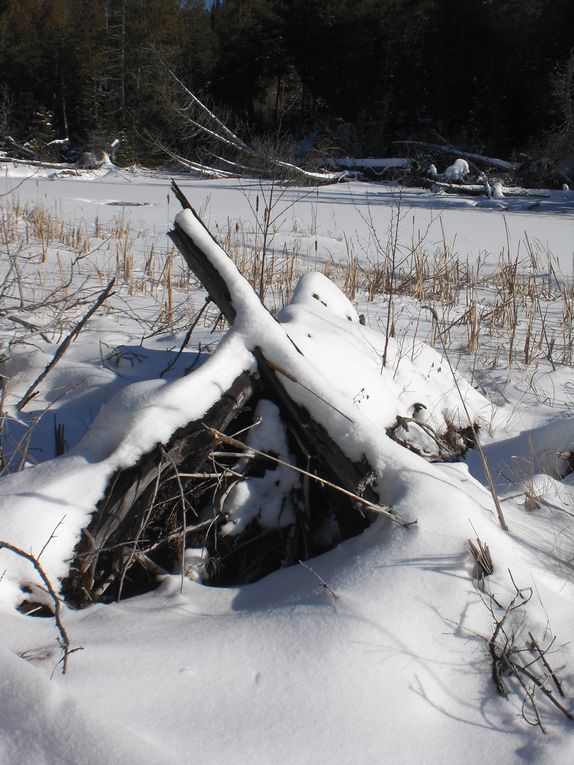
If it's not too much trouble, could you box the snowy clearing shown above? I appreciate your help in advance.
[1,163,574,764]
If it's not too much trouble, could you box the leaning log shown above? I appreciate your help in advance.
[168,181,380,524]
[167,72,344,184]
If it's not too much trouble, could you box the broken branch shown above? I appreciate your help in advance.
[204,426,414,528]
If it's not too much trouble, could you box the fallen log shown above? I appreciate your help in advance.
[395,140,518,171]
[321,157,411,181]
[166,73,344,184]
[428,179,550,197]
[168,181,381,521]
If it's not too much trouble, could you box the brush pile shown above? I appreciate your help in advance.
[60,182,490,606]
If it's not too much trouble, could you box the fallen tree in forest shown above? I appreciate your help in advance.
[395,139,573,191]
[158,73,344,184]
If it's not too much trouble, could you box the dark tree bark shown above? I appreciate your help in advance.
[62,370,254,607]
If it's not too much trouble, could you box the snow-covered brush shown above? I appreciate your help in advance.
[204,425,412,529]
[478,571,573,733]
[59,182,501,603]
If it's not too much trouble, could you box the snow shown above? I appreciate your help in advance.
[220,399,299,535]
[444,158,470,181]
[492,181,505,199]
[183,547,209,582]
[1,163,574,763]
[289,271,361,323]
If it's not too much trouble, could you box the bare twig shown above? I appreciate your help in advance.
[4,314,52,343]
[514,669,547,733]
[298,559,338,599]
[0,539,72,674]
[422,304,508,531]
[528,631,565,698]
[37,516,67,561]
[17,279,116,411]
[204,426,415,528]
[513,662,573,720]
[159,297,210,378]
[482,571,572,730]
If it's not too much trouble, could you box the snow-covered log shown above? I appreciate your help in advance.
[429,180,550,197]
[0,156,72,170]
[168,181,381,524]
[396,139,518,171]
[321,157,411,180]
[63,183,387,604]
[63,369,255,606]
[5,136,37,159]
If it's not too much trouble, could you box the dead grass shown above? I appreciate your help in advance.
[1,194,573,473]
[4,194,573,369]
[3,194,573,365]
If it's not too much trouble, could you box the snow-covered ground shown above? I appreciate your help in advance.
[1,163,574,764]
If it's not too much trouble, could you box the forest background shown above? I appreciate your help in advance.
[1,0,574,169]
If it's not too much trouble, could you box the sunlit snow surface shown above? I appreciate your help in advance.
[1,164,574,764]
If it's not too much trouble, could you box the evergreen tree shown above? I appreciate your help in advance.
[1,0,573,162]
[210,0,286,123]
